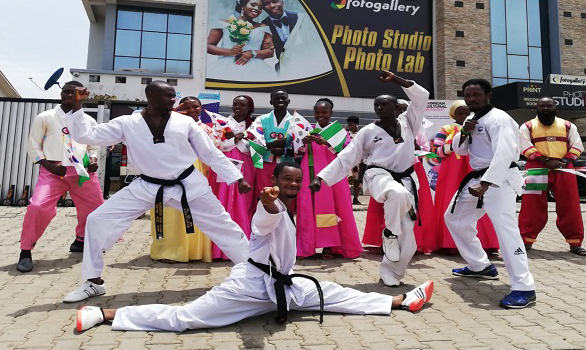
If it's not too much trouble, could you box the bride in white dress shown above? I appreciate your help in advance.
[207,0,276,81]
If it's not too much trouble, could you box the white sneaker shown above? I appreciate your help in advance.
[76,306,104,331]
[402,280,434,312]
[64,281,106,303]
[382,230,400,262]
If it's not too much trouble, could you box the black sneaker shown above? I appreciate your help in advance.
[70,239,84,253]
[16,257,33,272]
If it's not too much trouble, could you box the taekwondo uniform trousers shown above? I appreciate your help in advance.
[364,168,418,286]
[80,180,249,280]
[444,177,535,291]
[111,263,393,331]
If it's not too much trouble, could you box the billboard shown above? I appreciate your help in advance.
[205,0,434,99]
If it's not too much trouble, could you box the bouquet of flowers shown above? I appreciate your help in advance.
[227,15,253,45]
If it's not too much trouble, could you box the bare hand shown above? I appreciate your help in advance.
[309,177,322,192]
[238,178,252,194]
[462,119,478,134]
[224,131,235,139]
[235,50,253,65]
[262,40,274,50]
[260,186,280,205]
[87,157,98,172]
[230,45,243,57]
[378,70,395,83]
[314,135,328,146]
[302,135,314,145]
[545,159,565,169]
[174,103,188,114]
[468,182,490,198]
[234,133,245,144]
[74,87,90,102]
[72,87,90,111]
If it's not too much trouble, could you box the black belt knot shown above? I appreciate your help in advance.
[450,162,518,213]
[248,257,324,324]
[366,165,420,225]
[140,165,195,239]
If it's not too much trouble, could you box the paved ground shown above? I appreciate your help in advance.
[1,199,586,350]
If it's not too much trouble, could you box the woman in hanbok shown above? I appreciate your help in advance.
[296,98,362,259]
[149,97,220,263]
[208,95,257,260]
[207,0,276,81]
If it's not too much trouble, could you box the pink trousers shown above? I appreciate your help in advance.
[20,166,104,250]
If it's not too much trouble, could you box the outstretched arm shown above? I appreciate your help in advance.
[252,187,287,236]
[64,88,125,146]
[379,71,430,135]
[311,129,366,191]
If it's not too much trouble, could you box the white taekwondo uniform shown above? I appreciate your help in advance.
[63,110,250,280]
[445,106,536,291]
[317,83,429,286]
[111,199,393,331]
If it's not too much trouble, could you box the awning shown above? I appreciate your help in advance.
[492,82,586,123]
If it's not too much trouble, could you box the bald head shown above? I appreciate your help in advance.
[145,80,176,112]
[145,80,173,96]
[374,94,400,121]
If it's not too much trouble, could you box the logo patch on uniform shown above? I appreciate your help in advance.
[514,247,525,255]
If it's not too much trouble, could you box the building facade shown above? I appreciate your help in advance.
[74,0,586,118]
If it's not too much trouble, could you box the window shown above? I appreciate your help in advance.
[490,0,548,87]
[114,7,193,74]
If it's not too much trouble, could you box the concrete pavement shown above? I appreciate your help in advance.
[0,201,585,349]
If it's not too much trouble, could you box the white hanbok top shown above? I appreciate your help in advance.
[215,115,250,153]
[452,107,523,192]
[28,106,99,163]
[318,83,429,186]
[64,109,242,201]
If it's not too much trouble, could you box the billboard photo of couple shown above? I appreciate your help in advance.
[206,0,333,84]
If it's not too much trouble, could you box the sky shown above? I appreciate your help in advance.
[0,0,89,99]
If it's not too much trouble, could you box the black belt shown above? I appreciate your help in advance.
[140,165,195,239]
[450,162,518,213]
[248,257,324,324]
[366,165,419,224]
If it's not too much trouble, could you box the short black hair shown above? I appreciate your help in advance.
[462,79,492,94]
[346,115,359,124]
[273,162,302,177]
[63,81,84,88]
[270,89,288,99]
[179,96,201,105]
[315,97,334,110]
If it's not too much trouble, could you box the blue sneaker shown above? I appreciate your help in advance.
[500,291,537,309]
[452,264,498,280]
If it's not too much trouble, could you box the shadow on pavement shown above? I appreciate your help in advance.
[0,257,80,276]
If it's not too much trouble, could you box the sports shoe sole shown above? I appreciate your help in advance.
[500,299,537,309]
[452,271,499,280]
[76,306,87,332]
[423,281,434,302]
[407,298,424,312]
